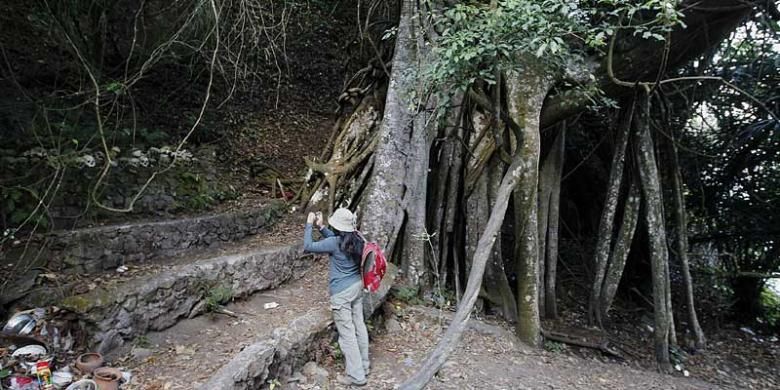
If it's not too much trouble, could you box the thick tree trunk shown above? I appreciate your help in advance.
[508,69,551,348]
[359,0,429,286]
[668,137,707,349]
[401,7,439,287]
[589,99,635,327]
[599,178,640,318]
[635,92,672,372]
[399,67,552,390]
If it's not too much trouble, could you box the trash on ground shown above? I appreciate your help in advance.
[264,302,280,310]
[2,307,130,389]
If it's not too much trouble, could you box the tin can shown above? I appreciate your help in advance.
[35,360,54,389]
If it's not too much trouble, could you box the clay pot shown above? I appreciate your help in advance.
[75,352,104,374]
[65,379,98,390]
[92,367,122,390]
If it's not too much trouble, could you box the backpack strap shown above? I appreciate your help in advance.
[355,230,367,242]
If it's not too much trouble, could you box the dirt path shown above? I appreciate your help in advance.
[314,305,721,390]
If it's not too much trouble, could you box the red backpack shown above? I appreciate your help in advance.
[357,232,387,293]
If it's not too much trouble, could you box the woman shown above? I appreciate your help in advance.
[303,208,369,387]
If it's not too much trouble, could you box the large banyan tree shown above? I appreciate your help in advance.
[298,0,778,386]
[3,0,774,388]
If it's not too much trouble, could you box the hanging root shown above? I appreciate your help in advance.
[300,95,382,210]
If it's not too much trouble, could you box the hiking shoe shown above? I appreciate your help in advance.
[336,374,367,387]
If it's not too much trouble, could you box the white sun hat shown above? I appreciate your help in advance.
[329,208,356,232]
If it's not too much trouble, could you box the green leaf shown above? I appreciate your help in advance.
[105,81,123,94]
[10,210,28,224]
[10,190,22,202]
[535,43,547,58]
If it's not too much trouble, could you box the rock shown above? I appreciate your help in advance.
[386,318,402,333]
[0,269,40,304]
[302,361,329,384]
[740,327,756,336]
[131,347,154,360]
[382,301,396,317]
[287,371,306,383]
[437,361,460,380]
[97,330,123,354]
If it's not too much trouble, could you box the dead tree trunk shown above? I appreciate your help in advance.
[588,98,635,327]
[635,92,673,372]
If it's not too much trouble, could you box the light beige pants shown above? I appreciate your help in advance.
[330,281,370,383]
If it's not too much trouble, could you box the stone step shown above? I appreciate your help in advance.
[198,264,397,390]
[118,259,331,389]
[5,201,286,274]
[58,242,309,354]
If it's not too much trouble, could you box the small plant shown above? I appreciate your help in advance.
[669,345,687,366]
[267,378,281,389]
[392,286,423,305]
[330,341,343,360]
[759,287,780,330]
[187,193,216,210]
[543,340,566,353]
[205,285,234,312]
[134,335,151,348]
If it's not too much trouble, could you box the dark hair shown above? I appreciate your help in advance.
[334,229,365,266]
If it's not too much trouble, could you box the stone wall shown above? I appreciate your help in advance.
[200,264,398,390]
[60,244,308,353]
[15,202,285,273]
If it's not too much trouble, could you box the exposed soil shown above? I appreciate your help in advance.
[106,283,777,390]
[539,300,780,390]
[313,301,778,390]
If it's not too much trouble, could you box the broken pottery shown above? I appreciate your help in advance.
[75,353,103,374]
[92,367,122,390]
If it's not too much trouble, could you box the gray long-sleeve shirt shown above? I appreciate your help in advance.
[303,223,362,295]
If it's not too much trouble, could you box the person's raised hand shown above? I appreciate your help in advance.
[315,211,324,228]
[306,212,316,224]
